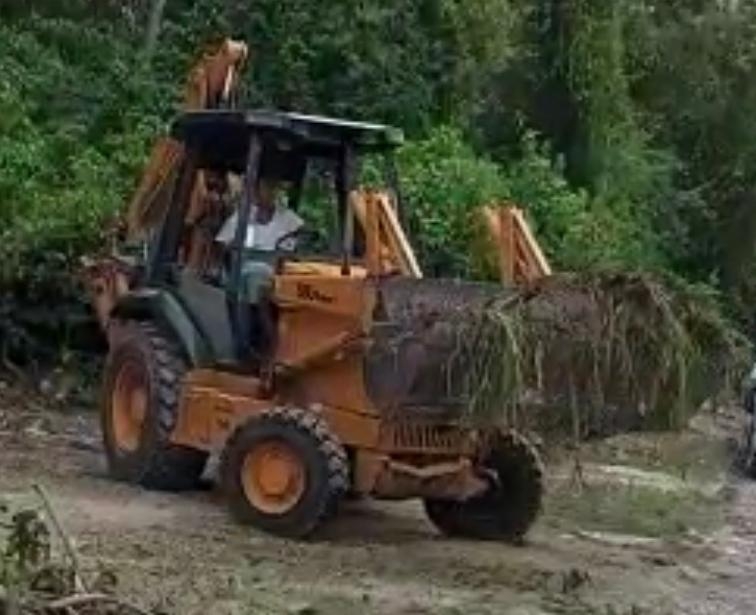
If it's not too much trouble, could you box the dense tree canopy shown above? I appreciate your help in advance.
[2,0,756,361]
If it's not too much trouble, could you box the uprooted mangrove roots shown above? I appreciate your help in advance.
[449,272,750,440]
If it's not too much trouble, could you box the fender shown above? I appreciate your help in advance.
[110,288,211,366]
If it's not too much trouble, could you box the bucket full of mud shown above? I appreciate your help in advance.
[363,273,748,441]
[364,277,519,417]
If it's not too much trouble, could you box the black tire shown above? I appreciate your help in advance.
[220,407,348,538]
[745,387,756,416]
[741,411,756,478]
[101,321,207,490]
[424,430,544,543]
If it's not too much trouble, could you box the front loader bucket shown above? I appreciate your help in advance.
[364,278,521,417]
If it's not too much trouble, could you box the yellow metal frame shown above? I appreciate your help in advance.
[481,205,552,284]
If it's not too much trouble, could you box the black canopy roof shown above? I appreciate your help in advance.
[170,109,404,175]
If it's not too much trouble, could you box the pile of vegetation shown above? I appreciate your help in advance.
[376,272,748,439]
[454,272,750,439]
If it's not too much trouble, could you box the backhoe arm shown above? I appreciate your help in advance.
[84,39,248,336]
[126,39,249,238]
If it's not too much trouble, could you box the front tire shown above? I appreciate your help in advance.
[101,321,207,490]
[220,407,348,538]
[424,430,544,543]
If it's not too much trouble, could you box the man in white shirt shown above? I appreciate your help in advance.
[216,178,304,304]
[215,178,303,251]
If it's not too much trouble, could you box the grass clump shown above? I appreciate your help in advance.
[449,272,749,439]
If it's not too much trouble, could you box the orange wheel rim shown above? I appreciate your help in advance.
[242,440,306,515]
[111,360,148,453]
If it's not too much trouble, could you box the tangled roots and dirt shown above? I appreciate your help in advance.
[446,272,750,440]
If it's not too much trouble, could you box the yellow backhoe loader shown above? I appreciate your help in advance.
[84,39,551,540]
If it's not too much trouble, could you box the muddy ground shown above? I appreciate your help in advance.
[0,378,754,615]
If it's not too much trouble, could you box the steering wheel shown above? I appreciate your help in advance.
[274,227,322,253]
[274,229,301,253]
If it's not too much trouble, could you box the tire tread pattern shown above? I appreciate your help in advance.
[424,429,544,543]
[220,406,348,537]
[104,320,206,490]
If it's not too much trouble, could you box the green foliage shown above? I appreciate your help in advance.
[1,508,51,588]
[154,0,521,134]
[0,15,167,361]
[394,127,665,277]
[395,126,508,276]
[625,1,756,324]
[502,134,669,271]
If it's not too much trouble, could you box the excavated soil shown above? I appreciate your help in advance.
[0,378,755,614]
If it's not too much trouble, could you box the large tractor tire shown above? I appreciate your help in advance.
[101,321,207,490]
[220,407,348,538]
[741,409,756,478]
[424,430,544,543]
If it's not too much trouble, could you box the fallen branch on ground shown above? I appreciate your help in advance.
[0,491,160,614]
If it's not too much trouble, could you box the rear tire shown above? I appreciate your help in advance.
[220,407,348,538]
[741,410,756,478]
[424,430,544,543]
[101,321,207,490]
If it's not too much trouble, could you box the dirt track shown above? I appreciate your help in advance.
[0,383,755,614]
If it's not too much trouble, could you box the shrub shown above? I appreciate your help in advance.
[0,17,166,363]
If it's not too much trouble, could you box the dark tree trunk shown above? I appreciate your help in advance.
[143,0,168,64]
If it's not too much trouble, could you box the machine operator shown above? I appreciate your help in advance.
[213,176,303,304]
